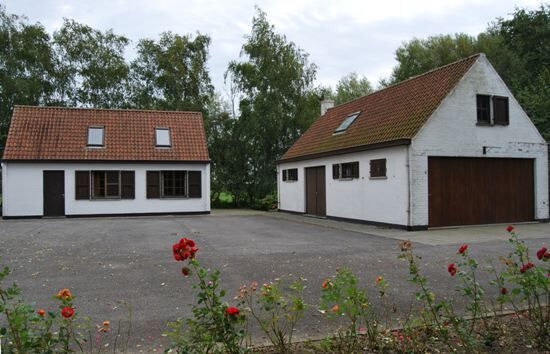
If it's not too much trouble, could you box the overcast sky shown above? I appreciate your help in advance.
[4,0,543,94]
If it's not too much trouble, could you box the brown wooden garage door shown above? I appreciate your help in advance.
[428,157,534,227]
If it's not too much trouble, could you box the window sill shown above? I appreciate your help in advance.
[476,122,492,126]
[369,176,387,180]
[283,180,298,183]
[86,145,105,148]
[337,177,357,181]
[89,197,122,200]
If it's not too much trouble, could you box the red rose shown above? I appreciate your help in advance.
[225,307,240,316]
[458,244,468,254]
[37,309,46,317]
[181,267,190,276]
[172,237,198,261]
[506,225,514,233]
[500,287,507,295]
[61,306,74,318]
[536,246,547,260]
[519,262,534,273]
[448,263,458,276]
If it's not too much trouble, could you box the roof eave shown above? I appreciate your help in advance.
[1,159,211,164]
[277,138,411,164]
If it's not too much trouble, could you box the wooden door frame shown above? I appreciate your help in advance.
[43,170,65,217]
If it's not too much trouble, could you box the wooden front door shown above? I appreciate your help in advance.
[305,166,326,216]
[428,157,534,227]
[43,171,65,217]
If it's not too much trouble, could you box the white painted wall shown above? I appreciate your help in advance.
[410,55,549,226]
[1,162,210,217]
[278,145,410,226]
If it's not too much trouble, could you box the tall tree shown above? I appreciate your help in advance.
[53,19,129,108]
[0,5,56,148]
[226,8,317,200]
[334,72,373,105]
[129,32,213,111]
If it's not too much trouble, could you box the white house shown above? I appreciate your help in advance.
[277,54,549,230]
[1,106,210,218]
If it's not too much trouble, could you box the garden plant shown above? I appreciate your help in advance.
[0,226,548,353]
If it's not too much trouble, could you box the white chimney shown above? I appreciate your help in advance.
[320,99,334,116]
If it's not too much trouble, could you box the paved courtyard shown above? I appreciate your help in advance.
[0,211,548,351]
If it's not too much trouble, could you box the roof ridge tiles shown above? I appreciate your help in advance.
[13,105,202,115]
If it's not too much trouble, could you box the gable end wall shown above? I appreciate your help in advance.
[410,56,549,226]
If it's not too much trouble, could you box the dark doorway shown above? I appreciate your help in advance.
[305,166,326,216]
[428,157,534,227]
[43,171,65,217]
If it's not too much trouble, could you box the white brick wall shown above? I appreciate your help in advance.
[2,162,210,217]
[410,55,549,226]
[278,146,410,226]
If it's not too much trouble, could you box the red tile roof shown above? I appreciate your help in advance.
[2,106,210,161]
[280,54,481,162]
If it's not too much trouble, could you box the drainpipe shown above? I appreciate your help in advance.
[406,146,412,229]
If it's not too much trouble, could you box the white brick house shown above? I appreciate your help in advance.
[1,106,211,218]
[277,54,548,230]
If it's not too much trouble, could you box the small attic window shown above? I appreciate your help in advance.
[335,111,360,133]
[155,128,171,147]
[87,127,104,146]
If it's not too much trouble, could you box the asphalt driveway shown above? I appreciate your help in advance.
[0,212,548,352]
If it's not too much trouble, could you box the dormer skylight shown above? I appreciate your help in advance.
[87,126,104,146]
[155,127,171,147]
[335,111,361,133]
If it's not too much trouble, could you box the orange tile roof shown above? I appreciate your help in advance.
[280,54,481,162]
[2,106,210,161]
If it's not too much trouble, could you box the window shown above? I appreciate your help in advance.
[92,171,120,198]
[332,162,359,179]
[370,159,386,178]
[75,170,134,200]
[155,128,171,147]
[493,96,509,125]
[282,168,297,182]
[335,112,361,133]
[162,171,186,197]
[476,95,491,124]
[87,127,104,146]
[146,170,202,198]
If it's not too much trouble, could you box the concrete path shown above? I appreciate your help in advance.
[270,211,550,245]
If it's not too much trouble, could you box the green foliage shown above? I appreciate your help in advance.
[238,278,306,353]
[0,266,79,353]
[319,267,379,351]
[0,5,57,144]
[52,19,130,108]
[226,7,318,202]
[166,259,247,354]
[129,32,213,111]
[499,229,550,350]
[333,72,373,105]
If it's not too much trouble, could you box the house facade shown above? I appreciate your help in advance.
[1,106,210,218]
[278,54,548,230]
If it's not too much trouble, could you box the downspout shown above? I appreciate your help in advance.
[406,145,412,229]
[276,164,281,210]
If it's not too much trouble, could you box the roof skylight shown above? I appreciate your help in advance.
[87,127,104,146]
[155,127,171,147]
[335,112,360,133]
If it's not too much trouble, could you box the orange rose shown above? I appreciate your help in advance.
[56,288,73,300]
